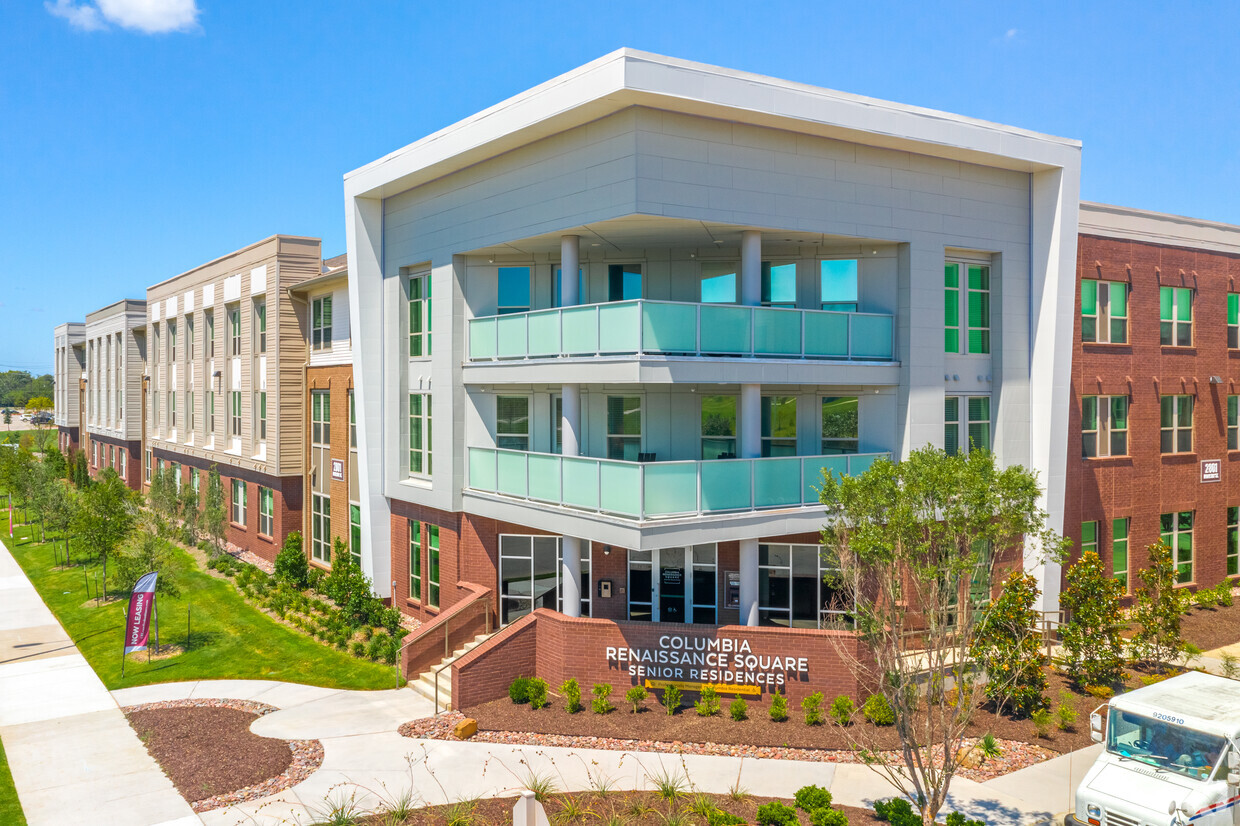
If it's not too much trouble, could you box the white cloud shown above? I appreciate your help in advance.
[1005,28,1018,40]
[46,0,200,33]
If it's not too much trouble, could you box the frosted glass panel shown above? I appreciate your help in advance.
[600,462,640,517]
[849,453,884,475]
[700,305,750,353]
[851,314,893,359]
[526,310,561,357]
[701,460,751,511]
[468,448,496,491]
[802,457,849,502]
[754,457,800,507]
[527,453,561,503]
[804,312,849,357]
[562,458,599,510]
[643,463,698,516]
[496,451,528,497]
[642,302,696,353]
[497,316,527,358]
[754,308,801,355]
[598,302,640,353]
[561,306,599,354]
[469,318,496,360]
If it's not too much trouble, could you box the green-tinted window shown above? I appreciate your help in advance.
[761,396,797,457]
[944,397,960,456]
[821,396,859,454]
[409,274,431,357]
[1229,508,1239,578]
[1159,286,1193,346]
[944,263,960,353]
[410,393,432,474]
[1113,518,1129,591]
[1230,396,1238,451]
[1083,395,1128,458]
[701,395,737,460]
[349,504,361,567]
[967,396,990,453]
[1081,280,1098,342]
[606,396,642,461]
[428,525,440,609]
[1160,511,1193,584]
[1230,294,1239,349]
[409,519,421,601]
[1081,521,1097,556]
[1082,280,1128,344]
[966,265,990,354]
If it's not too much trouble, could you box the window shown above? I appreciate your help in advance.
[311,391,330,446]
[945,396,991,455]
[1230,396,1238,451]
[408,274,431,357]
[229,391,241,437]
[205,310,214,358]
[1230,294,1239,349]
[349,504,361,567]
[821,397,859,454]
[700,262,737,304]
[311,493,330,562]
[1159,286,1193,347]
[761,396,796,457]
[228,306,241,356]
[1081,521,1097,558]
[761,262,797,308]
[186,315,194,360]
[552,394,562,454]
[256,391,267,442]
[409,393,432,474]
[553,266,584,307]
[1160,511,1193,584]
[944,262,990,354]
[206,391,214,433]
[168,320,177,362]
[258,487,273,537]
[1112,518,1129,591]
[1160,395,1194,454]
[608,264,641,302]
[821,260,859,312]
[118,449,126,478]
[1081,280,1128,343]
[498,535,591,625]
[145,449,151,481]
[152,323,159,366]
[312,296,332,350]
[152,389,159,428]
[190,467,199,495]
[1230,508,1239,578]
[254,301,266,354]
[495,395,528,452]
[497,267,530,315]
[109,445,115,468]
[409,519,421,601]
[231,479,247,527]
[701,395,737,459]
[606,396,641,461]
[758,544,851,629]
[1081,396,1129,458]
[349,390,357,448]
[187,391,195,432]
[427,525,440,609]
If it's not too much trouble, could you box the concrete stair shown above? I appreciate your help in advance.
[408,633,492,711]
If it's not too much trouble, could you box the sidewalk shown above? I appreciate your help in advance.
[0,540,200,826]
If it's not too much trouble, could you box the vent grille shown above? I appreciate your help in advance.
[1106,811,1140,826]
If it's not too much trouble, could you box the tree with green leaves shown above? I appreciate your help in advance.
[147,467,178,536]
[818,445,1068,824]
[112,529,183,598]
[177,482,201,546]
[42,446,66,479]
[1060,550,1128,687]
[1131,542,1185,667]
[71,468,137,595]
[274,531,309,589]
[43,477,77,562]
[203,466,227,555]
[971,570,1048,716]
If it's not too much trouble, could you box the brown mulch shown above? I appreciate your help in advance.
[357,791,882,825]
[1182,599,1240,651]
[123,699,324,812]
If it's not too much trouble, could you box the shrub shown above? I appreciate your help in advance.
[625,684,647,713]
[367,632,390,661]
[830,695,854,726]
[1055,690,1078,731]
[1060,550,1128,687]
[755,801,798,826]
[1131,542,1186,666]
[528,678,549,710]
[350,641,366,657]
[811,810,849,826]
[801,691,824,726]
[361,625,374,641]
[769,691,788,722]
[1030,707,1052,738]
[662,684,682,716]
[707,812,746,826]
[1217,580,1234,607]
[729,697,747,721]
[695,685,720,717]
[1084,684,1114,700]
[561,678,582,713]
[873,798,918,826]
[381,637,399,665]
[794,784,833,812]
[1223,652,1240,680]
[970,569,1048,717]
[1195,587,1219,610]
[863,693,895,726]
[591,683,614,714]
[509,677,532,704]
[273,532,309,589]
[945,812,984,826]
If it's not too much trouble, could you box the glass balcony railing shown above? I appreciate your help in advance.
[466,447,891,520]
[467,300,894,362]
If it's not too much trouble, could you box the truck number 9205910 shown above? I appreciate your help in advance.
[1152,712,1185,725]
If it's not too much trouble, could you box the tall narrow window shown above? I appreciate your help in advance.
[349,504,361,567]
[187,390,195,432]
[497,267,531,315]
[409,519,421,601]
[168,391,176,429]
[206,391,214,433]
[1081,396,1129,458]
[118,449,126,479]
[1112,518,1129,591]
[205,310,214,358]
[186,315,195,360]
[231,479,247,527]
[312,296,332,350]
[701,395,737,459]
[427,525,440,609]
[821,397,859,454]
[311,391,331,446]
[606,396,642,461]
[258,486,273,536]
[1081,280,1128,344]
[945,262,990,354]
[1229,507,1239,578]
[409,274,431,356]
[966,264,990,354]
[190,467,199,495]
[495,395,529,452]
[228,306,241,356]
[821,260,859,312]
[760,262,797,308]
[1081,521,1097,558]
[1231,396,1239,451]
[229,391,241,437]
[944,264,960,353]
[254,300,266,354]
[145,449,151,481]
[1160,511,1193,584]
[311,493,331,562]
[700,262,738,304]
[168,320,177,362]
[1159,286,1193,347]
[761,396,797,457]
[409,393,432,474]
[608,264,642,302]
[1230,294,1239,349]
[1160,395,1193,454]
[257,391,267,442]
[946,396,991,455]
[349,390,357,448]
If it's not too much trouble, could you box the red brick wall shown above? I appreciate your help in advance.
[85,433,142,491]
[57,426,80,455]
[452,608,862,710]
[1067,234,1240,595]
[306,367,354,560]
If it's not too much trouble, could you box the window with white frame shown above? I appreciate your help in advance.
[945,396,990,456]
[1159,287,1193,347]
[256,391,267,442]
[408,273,431,356]
[254,300,266,354]
[1160,510,1193,584]
[409,519,421,601]
[606,396,642,461]
[349,504,361,567]
[409,393,431,474]
[944,261,990,355]
[1230,294,1239,349]
[206,391,214,434]
[190,467,199,495]
[186,314,195,360]
[187,390,194,432]
[118,449,126,478]
[427,525,440,609]
[1229,508,1239,578]
[1160,395,1193,454]
[231,479,247,527]
[145,449,151,481]
[168,320,177,362]
[1081,279,1128,344]
[495,395,528,452]
[1113,517,1129,591]
[1230,396,1238,451]
[229,391,241,437]
[311,391,330,447]
[258,486,273,537]
[205,309,214,358]
[311,493,330,562]
[1081,521,1097,558]
[758,544,852,629]
[1081,396,1129,458]
[312,296,332,350]
[228,306,241,356]
[168,391,176,429]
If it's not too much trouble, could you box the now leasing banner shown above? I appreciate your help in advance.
[124,572,159,654]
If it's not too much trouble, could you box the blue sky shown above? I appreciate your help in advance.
[1,0,1237,373]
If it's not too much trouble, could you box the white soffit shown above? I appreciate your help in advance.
[345,48,1082,200]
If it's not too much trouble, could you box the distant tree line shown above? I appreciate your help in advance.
[0,371,55,408]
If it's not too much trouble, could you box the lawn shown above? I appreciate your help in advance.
[0,735,26,826]
[0,510,402,691]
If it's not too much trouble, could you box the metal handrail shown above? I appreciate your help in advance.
[429,594,493,716]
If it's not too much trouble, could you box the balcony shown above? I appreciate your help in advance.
[467,300,895,362]
[466,447,890,520]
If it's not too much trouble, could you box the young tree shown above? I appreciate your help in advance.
[274,531,309,589]
[43,478,77,562]
[111,529,182,598]
[819,445,1068,823]
[971,570,1048,716]
[1060,550,1127,686]
[71,468,137,594]
[1131,542,1185,667]
[177,482,201,546]
[202,466,227,555]
[42,446,67,480]
[147,468,178,536]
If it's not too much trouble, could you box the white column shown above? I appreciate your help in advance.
[560,536,583,618]
[560,235,580,305]
[559,233,584,618]
[739,538,759,626]
[740,230,762,307]
[738,230,764,625]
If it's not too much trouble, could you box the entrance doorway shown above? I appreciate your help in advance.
[628,545,717,624]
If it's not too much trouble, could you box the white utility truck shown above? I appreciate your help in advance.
[1071,671,1240,826]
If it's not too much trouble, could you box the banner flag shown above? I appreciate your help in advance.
[123,572,159,655]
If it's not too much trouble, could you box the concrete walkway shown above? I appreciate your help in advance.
[985,744,1101,818]
[0,541,200,826]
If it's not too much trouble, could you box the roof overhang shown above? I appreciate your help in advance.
[1080,201,1240,255]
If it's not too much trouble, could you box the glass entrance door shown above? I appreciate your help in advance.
[628,546,715,623]
[658,547,686,623]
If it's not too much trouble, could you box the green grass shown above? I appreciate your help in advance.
[0,510,402,691]
[0,735,26,826]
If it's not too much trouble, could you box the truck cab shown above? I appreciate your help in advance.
[1072,671,1240,826]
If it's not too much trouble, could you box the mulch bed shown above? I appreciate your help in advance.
[123,698,323,812]
[1181,599,1240,651]
[357,790,882,825]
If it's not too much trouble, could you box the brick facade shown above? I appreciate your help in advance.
[57,426,80,456]
[306,366,355,573]
[1066,233,1240,595]
[85,431,142,490]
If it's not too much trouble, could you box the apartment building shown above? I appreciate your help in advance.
[53,321,85,454]
[1066,203,1240,596]
[288,255,363,571]
[144,235,321,562]
[344,50,1081,697]
[82,300,147,489]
